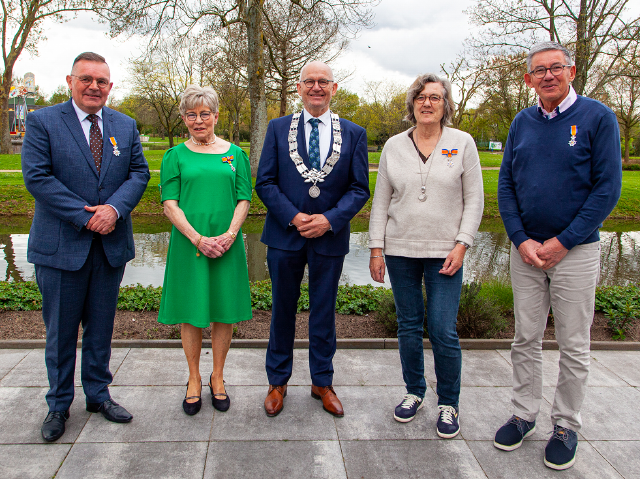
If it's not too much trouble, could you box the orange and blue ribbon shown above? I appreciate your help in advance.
[222,155,235,171]
[442,149,458,158]
[571,125,577,136]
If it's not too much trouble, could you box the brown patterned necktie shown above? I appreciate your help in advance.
[87,114,103,174]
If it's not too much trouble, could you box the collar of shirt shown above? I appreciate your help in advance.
[302,108,332,167]
[72,99,104,145]
[537,85,577,119]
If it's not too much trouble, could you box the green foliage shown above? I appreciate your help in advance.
[457,282,508,339]
[250,280,389,315]
[250,280,273,310]
[0,281,42,310]
[477,280,514,312]
[595,285,640,340]
[375,289,399,334]
[622,164,640,171]
[117,284,163,311]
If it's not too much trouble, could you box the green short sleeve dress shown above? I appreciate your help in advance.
[157,142,253,327]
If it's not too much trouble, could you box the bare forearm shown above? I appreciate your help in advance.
[228,200,250,234]
[163,201,201,245]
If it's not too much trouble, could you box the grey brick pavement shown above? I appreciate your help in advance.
[0,348,638,478]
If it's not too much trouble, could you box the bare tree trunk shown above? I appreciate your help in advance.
[623,132,630,163]
[168,135,175,148]
[279,79,288,117]
[0,85,13,155]
[233,107,240,145]
[549,0,555,41]
[573,0,588,95]
[246,0,268,177]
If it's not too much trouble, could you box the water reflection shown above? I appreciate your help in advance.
[1,224,639,287]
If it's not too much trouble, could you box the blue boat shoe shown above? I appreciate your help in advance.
[494,415,536,451]
[544,425,578,470]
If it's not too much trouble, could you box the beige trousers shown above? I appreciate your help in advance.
[509,241,600,432]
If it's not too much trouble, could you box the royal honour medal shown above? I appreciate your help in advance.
[569,125,577,147]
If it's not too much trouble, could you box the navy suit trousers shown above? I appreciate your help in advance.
[265,244,344,387]
[36,236,125,412]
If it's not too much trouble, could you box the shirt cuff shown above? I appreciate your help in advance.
[106,204,121,219]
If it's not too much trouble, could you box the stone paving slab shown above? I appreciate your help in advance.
[497,350,630,387]
[0,386,90,444]
[0,348,129,387]
[459,386,555,441]
[461,350,513,387]
[0,349,30,380]
[591,441,640,479]
[209,385,339,441]
[1,349,638,478]
[56,442,208,479]
[334,385,445,440]
[341,439,487,478]
[590,350,640,386]
[0,444,72,479]
[76,386,214,443]
[549,386,640,441]
[203,440,347,478]
[467,440,623,479]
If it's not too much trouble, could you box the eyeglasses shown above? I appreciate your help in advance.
[529,64,572,79]
[301,79,334,89]
[415,94,443,104]
[70,75,110,89]
[185,111,212,121]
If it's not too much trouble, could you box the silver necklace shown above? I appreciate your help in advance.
[190,134,217,146]
[288,111,342,198]
[415,130,441,202]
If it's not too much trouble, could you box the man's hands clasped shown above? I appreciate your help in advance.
[85,205,117,235]
[518,237,568,270]
[291,212,331,238]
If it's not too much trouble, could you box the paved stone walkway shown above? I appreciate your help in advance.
[1,348,639,478]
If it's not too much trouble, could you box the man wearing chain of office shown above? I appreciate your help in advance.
[256,61,370,418]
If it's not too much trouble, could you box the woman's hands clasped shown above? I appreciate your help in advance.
[196,233,236,259]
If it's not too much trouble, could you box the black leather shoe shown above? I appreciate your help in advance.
[86,399,133,423]
[209,375,230,412]
[41,410,70,442]
[183,379,202,416]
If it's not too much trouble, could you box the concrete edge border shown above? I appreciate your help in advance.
[0,338,638,350]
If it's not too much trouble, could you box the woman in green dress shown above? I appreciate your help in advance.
[158,85,252,415]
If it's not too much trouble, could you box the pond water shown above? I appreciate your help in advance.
[1,217,638,287]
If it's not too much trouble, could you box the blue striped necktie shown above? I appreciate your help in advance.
[308,118,321,170]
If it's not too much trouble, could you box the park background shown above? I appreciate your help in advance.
[0,0,639,341]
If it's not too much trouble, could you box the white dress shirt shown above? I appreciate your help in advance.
[537,85,578,119]
[72,99,119,219]
[72,99,104,144]
[302,109,332,167]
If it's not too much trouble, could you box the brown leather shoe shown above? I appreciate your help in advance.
[311,385,344,417]
[264,385,287,417]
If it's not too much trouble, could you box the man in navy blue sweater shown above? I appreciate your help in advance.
[494,42,621,470]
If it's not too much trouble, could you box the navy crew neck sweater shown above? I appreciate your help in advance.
[498,95,622,250]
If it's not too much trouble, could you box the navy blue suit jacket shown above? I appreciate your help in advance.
[22,100,150,271]
[255,113,370,256]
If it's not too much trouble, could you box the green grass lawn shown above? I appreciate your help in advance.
[1,167,638,220]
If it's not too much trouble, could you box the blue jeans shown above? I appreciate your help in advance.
[386,255,463,407]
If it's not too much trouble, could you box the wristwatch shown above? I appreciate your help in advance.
[456,241,470,249]
[228,230,237,239]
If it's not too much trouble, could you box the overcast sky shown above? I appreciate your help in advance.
[13,0,475,100]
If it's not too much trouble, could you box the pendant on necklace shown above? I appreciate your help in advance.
[418,186,427,202]
[309,185,320,198]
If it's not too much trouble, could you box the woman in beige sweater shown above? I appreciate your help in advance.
[369,73,484,437]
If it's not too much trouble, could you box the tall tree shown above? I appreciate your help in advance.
[127,39,198,147]
[441,56,488,129]
[354,81,407,146]
[0,0,97,153]
[604,64,640,163]
[466,0,640,96]
[96,0,376,175]
[262,0,347,117]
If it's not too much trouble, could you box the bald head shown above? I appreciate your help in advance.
[299,61,334,82]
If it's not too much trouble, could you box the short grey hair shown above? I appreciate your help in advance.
[404,73,454,127]
[526,42,574,71]
[179,85,219,116]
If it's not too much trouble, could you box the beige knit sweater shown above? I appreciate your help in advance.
[368,126,484,258]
